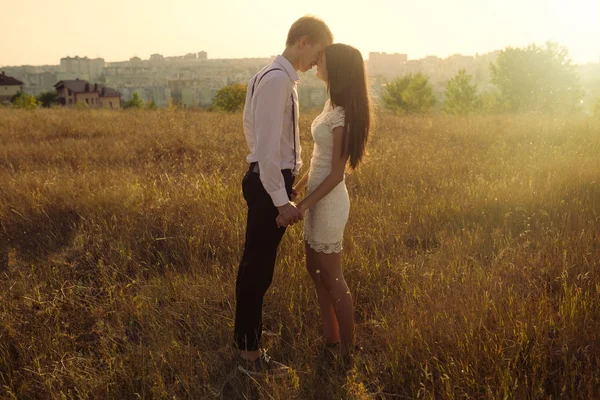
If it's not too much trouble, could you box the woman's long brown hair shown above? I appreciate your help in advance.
[325,44,372,170]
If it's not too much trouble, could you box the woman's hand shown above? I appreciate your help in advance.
[291,188,300,201]
[291,172,309,201]
[297,201,308,215]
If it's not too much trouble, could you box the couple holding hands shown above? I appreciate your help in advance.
[233,15,372,376]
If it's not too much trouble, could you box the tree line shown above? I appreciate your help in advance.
[383,42,589,116]
[6,42,600,117]
[213,42,599,117]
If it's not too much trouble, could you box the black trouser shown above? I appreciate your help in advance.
[234,163,294,351]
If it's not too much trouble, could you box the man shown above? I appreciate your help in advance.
[234,15,334,376]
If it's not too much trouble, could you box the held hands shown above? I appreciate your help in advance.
[276,186,307,228]
[276,201,305,228]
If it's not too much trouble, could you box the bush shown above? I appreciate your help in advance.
[11,92,39,110]
[36,91,58,108]
[123,92,144,109]
[443,70,481,115]
[382,73,436,114]
[213,84,247,112]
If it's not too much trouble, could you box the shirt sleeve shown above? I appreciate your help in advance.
[253,75,291,207]
[242,75,256,150]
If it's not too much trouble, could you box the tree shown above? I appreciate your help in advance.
[443,69,481,115]
[123,92,144,109]
[490,41,583,113]
[382,73,436,114]
[146,99,158,110]
[479,90,506,114]
[213,83,247,112]
[11,92,39,110]
[36,91,58,108]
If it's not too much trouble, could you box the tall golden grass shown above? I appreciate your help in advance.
[0,108,599,399]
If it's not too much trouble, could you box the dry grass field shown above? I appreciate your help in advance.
[0,108,599,399]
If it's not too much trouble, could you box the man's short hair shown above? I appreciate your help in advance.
[286,16,334,47]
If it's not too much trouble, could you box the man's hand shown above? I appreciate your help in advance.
[276,202,303,228]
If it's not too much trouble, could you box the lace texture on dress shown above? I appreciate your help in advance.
[304,234,343,254]
[326,104,345,130]
[302,99,349,255]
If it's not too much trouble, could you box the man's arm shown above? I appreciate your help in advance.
[253,75,293,207]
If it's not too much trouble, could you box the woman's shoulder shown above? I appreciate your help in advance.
[324,99,344,114]
[330,103,345,119]
[326,103,345,129]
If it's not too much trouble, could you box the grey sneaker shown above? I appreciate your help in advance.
[237,352,289,377]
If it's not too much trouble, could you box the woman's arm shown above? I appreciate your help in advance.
[292,170,309,199]
[298,126,347,212]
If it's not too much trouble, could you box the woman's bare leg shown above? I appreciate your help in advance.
[305,242,340,345]
[314,250,354,354]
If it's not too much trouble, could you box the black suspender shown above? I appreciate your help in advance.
[251,68,282,96]
[291,99,296,170]
[251,68,297,171]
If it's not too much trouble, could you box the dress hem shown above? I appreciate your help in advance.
[303,236,343,254]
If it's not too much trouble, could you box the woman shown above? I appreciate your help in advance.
[278,43,372,358]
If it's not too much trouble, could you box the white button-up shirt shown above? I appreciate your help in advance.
[243,55,302,207]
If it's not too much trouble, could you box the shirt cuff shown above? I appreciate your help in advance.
[268,188,290,207]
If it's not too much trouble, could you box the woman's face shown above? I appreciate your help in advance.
[316,52,328,82]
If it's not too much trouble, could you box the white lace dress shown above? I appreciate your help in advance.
[303,100,349,253]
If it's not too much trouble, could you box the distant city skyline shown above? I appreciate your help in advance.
[2,0,599,67]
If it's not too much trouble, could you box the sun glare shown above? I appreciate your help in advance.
[556,0,600,42]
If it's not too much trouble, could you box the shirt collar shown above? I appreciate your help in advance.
[274,55,300,82]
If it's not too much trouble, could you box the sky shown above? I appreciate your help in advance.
[1,0,599,67]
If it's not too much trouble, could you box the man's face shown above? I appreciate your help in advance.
[299,40,327,73]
